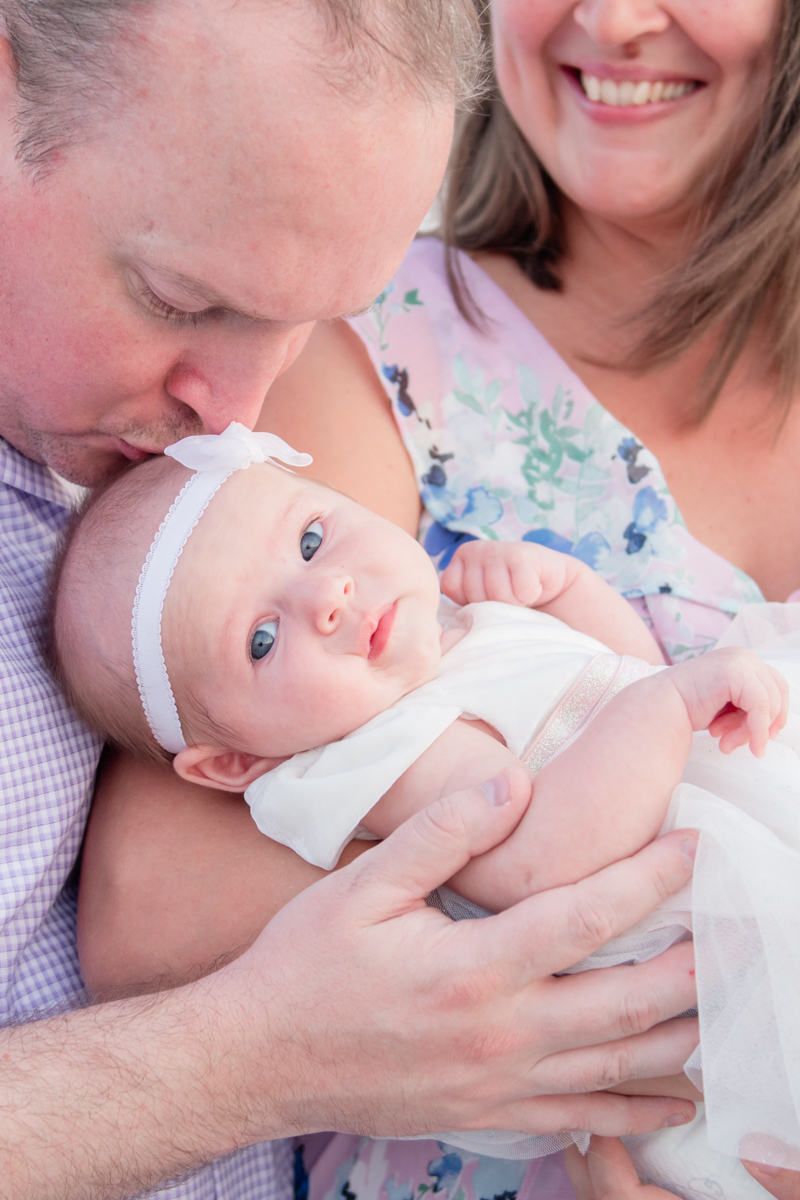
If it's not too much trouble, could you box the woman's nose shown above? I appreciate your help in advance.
[310,574,355,636]
[573,0,670,45]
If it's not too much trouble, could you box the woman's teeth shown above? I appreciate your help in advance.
[580,73,696,106]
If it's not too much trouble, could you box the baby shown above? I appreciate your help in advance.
[52,423,800,1198]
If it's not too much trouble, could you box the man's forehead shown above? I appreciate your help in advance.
[74,1,447,324]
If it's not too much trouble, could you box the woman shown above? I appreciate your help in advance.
[254,0,800,1194]
[80,0,800,1196]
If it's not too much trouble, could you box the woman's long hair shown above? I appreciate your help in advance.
[442,0,800,416]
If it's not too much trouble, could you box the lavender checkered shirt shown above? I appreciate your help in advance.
[0,436,293,1200]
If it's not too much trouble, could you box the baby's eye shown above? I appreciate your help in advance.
[251,619,278,661]
[300,521,323,561]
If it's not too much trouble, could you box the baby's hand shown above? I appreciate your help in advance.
[667,646,789,757]
[441,539,574,608]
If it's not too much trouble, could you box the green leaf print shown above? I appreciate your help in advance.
[365,283,426,351]
[506,366,611,534]
[453,389,485,415]
[450,354,504,422]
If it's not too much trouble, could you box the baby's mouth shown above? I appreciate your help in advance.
[369,603,397,661]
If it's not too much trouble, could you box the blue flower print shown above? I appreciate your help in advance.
[623,486,669,555]
[522,528,574,555]
[424,522,478,570]
[382,364,417,417]
[385,1179,414,1200]
[427,1152,463,1194]
[523,528,611,571]
[617,436,651,485]
[623,523,647,555]
[421,447,455,490]
[422,463,447,488]
[449,487,504,533]
[572,530,611,569]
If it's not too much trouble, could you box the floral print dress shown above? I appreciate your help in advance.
[301,238,771,1200]
[349,237,766,664]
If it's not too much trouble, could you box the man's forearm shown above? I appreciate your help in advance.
[13,790,699,1200]
[0,974,273,1200]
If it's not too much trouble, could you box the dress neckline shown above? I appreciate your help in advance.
[446,242,766,605]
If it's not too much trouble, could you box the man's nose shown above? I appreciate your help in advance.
[310,573,355,636]
[165,321,314,434]
[573,0,670,45]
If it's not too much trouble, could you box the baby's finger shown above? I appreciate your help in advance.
[736,675,773,757]
[709,709,750,754]
[741,666,788,754]
[508,556,545,607]
[767,665,790,737]
[482,558,519,605]
[459,558,492,604]
[440,555,466,606]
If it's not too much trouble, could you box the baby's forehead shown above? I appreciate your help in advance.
[172,464,322,572]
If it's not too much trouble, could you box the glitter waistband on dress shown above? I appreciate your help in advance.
[522,653,650,774]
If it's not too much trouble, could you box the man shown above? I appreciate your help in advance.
[0,1,700,1197]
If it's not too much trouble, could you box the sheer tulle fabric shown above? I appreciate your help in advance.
[424,605,800,1192]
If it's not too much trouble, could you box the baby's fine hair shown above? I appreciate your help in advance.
[50,456,185,768]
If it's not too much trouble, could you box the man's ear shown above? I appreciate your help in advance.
[173,745,285,792]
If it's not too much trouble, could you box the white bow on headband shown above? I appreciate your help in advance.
[165,422,312,473]
[132,422,313,755]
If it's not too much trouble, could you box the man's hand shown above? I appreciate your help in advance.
[440,539,574,607]
[222,788,700,1140]
[5,787,698,1200]
[667,646,789,757]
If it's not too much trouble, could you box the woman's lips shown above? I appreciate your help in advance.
[561,66,703,123]
[369,603,397,660]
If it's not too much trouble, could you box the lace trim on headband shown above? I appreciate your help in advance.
[131,468,235,751]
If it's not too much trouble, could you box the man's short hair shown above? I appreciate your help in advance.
[0,0,484,171]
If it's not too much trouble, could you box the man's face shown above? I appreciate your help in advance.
[0,0,453,484]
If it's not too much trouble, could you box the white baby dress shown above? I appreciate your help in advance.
[245,600,800,1199]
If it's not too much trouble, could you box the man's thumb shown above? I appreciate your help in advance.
[351,774,527,919]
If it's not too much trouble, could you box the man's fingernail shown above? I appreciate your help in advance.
[480,773,510,806]
[663,1113,692,1128]
[744,1162,782,1177]
[680,837,697,869]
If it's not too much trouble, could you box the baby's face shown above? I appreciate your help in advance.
[163,465,443,757]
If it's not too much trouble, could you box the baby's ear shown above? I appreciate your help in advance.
[173,745,285,793]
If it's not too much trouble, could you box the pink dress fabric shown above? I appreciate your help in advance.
[306,237,774,1200]
[348,237,768,664]
[300,1135,576,1200]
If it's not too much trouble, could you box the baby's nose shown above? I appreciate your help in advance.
[312,574,354,634]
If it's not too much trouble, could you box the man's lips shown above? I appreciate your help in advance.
[368,603,397,660]
[116,438,156,462]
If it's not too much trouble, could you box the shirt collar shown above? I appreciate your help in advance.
[0,437,80,510]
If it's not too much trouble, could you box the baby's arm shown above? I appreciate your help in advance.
[365,648,788,911]
[441,541,666,664]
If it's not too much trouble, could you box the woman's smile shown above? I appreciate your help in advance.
[561,62,703,124]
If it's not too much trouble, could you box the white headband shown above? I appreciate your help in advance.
[131,421,312,754]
